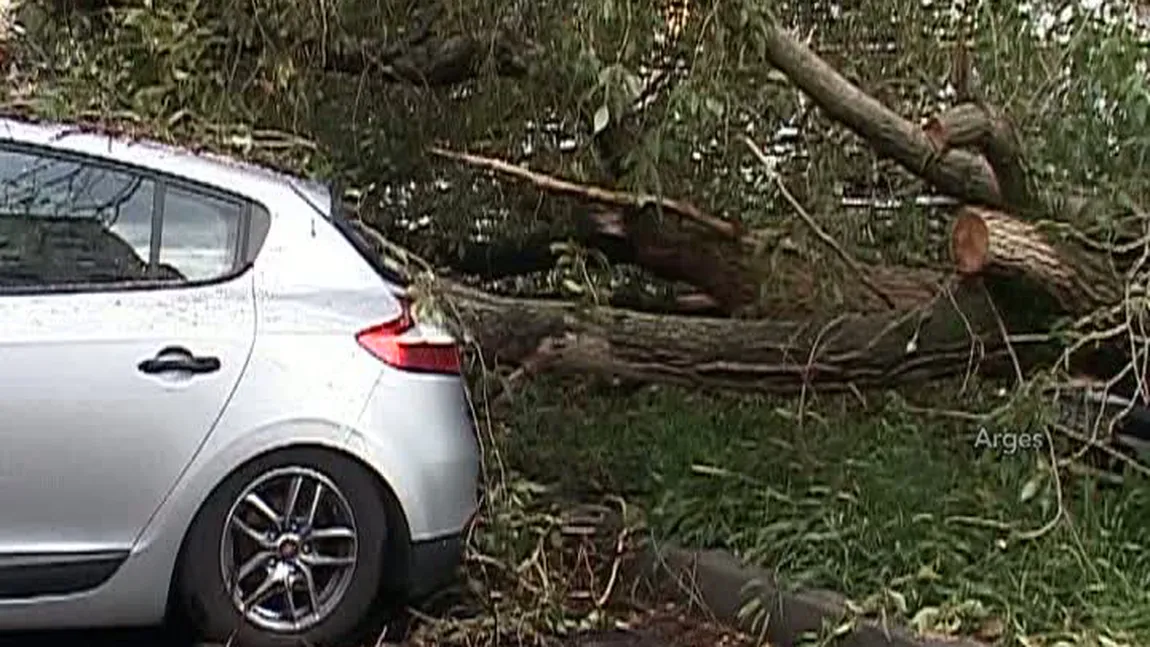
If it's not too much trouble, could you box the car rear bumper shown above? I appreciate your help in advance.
[356,367,480,541]
[407,533,466,599]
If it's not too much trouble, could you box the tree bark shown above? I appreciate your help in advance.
[319,31,533,85]
[431,149,945,318]
[923,104,1032,211]
[756,21,1006,210]
[441,277,1050,394]
[952,206,1123,314]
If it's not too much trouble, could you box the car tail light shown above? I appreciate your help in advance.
[356,303,461,375]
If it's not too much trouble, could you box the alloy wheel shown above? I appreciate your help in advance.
[219,465,360,633]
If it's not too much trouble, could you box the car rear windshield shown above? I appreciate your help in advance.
[328,192,410,289]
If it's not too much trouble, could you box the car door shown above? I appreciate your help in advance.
[0,144,256,593]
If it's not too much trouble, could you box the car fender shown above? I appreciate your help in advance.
[131,417,418,604]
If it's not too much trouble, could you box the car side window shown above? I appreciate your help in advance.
[159,184,243,282]
[0,148,159,288]
[0,144,250,292]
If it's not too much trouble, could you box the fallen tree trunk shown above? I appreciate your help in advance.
[952,206,1123,314]
[410,16,1141,394]
[355,217,1042,394]
[432,147,946,319]
[441,277,1052,393]
[413,196,1123,395]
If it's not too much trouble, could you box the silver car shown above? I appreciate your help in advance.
[0,117,480,646]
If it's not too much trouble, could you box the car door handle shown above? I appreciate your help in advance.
[138,346,221,375]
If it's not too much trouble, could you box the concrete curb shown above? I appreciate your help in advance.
[625,543,987,647]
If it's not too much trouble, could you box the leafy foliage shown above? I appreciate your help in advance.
[8,0,1150,644]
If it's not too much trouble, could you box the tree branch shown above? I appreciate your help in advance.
[430,146,741,239]
[756,21,1005,209]
[923,103,1033,211]
[745,135,899,310]
[430,148,942,317]
[320,31,533,85]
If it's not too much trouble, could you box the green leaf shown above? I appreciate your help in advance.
[831,618,856,637]
[910,606,941,633]
[887,589,908,614]
[599,0,615,22]
[704,96,725,118]
[1019,472,1043,503]
[166,109,189,126]
[561,278,584,294]
[597,64,614,87]
[621,68,643,103]
[592,104,610,135]
[1132,94,1149,130]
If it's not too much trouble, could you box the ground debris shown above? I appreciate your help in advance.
[567,603,762,647]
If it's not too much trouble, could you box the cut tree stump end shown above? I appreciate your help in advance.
[952,207,990,274]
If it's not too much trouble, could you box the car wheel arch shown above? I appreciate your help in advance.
[162,441,414,625]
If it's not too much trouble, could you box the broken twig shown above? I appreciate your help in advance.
[429,146,740,239]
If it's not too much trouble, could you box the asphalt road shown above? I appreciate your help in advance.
[0,627,192,646]
[0,629,670,647]
[0,604,740,647]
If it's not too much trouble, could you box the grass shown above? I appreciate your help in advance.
[498,376,1150,646]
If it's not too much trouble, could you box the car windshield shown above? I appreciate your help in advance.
[327,184,409,288]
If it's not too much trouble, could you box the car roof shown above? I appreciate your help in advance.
[0,116,333,215]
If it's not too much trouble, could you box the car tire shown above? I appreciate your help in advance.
[175,447,390,647]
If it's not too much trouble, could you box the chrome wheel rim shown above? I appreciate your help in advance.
[220,465,359,633]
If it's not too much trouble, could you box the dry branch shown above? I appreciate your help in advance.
[744,135,898,310]
[215,0,533,89]
[430,147,740,239]
[314,30,535,85]
[756,22,1005,209]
